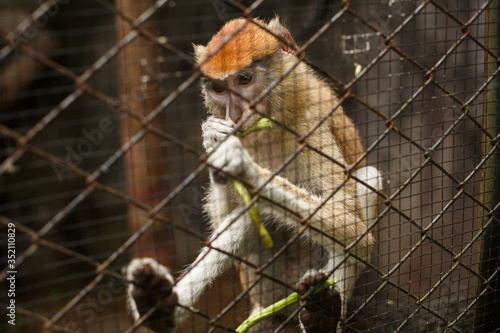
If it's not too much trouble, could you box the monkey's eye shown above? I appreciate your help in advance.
[238,74,253,86]
[212,83,225,94]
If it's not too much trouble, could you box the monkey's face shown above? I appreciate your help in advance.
[201,65,271,139]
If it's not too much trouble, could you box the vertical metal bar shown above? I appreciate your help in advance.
[474,1,500,331]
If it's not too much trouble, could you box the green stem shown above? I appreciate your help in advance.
[236,117,274,137]
[207,117,275,248]
[230,178,273,248]
[236,277,337,332]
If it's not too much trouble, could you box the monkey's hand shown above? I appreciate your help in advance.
[207,135,258,185]
[298,270,341,333]
[126,258,178,333]
[201,116,235,151]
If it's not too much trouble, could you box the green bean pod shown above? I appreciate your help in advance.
[236,277,337,332]
[230,178,273,248]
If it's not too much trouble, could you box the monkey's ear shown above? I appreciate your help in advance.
[268,16,298,56]
[192,43,206,63]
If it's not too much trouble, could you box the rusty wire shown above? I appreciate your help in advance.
[1,0,499,332]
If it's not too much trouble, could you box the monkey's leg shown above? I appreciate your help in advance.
[353,166,383,222]
[207,136,375,250]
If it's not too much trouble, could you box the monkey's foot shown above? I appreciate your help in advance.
[298,271,341,333]
[126,258,178,333]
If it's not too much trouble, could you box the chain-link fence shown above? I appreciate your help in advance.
[1,0,499,332]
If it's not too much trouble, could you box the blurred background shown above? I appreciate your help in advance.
[0,1,498,332]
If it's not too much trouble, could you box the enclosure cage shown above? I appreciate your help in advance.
[0,1,499,332]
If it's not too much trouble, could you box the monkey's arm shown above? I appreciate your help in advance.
[126,209,256,332]
[208,136,379,255]
[174,209,256,322]
[208,135,381,333]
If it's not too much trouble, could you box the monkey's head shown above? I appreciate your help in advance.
[194,17,299,138]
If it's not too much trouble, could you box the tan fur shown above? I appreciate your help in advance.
[197,17,365,168]
[331,110,366,167]
[125,17,382,333]
[199,17,377,330]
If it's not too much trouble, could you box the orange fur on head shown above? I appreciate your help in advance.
[197,18,280,79]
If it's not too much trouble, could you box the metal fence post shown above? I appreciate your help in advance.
[474,1,500,331]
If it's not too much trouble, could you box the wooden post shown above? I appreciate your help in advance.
[114,0,173,265]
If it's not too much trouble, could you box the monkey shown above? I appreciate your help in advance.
[125,17,383,333]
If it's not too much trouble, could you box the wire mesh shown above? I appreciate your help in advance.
[0,1,499,332]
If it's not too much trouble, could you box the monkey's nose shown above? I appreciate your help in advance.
[226,104,242,124]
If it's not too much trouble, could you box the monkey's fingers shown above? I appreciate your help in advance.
[126,258,177,332]
[298,273,340,333]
